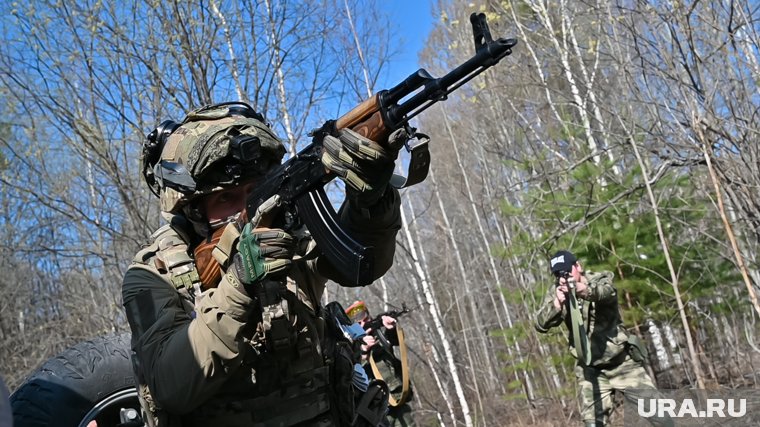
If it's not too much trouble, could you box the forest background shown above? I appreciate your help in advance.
[1,0,759,426]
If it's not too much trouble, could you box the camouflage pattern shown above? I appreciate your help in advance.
[158,105,286,213]
[387,404,415,427]
[124,187,402,426]
[535,271,629,366]
[575,354,670,425]
[535,271,665,426]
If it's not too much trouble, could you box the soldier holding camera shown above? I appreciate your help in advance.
[534,251,670,427]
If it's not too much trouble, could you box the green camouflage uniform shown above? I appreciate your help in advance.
[535,271,666,426]
[123,190,401,427]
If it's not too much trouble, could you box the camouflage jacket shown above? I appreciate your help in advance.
[123,189,401,426]
[534,271,630,366]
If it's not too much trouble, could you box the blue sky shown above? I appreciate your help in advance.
[378,0,436,88]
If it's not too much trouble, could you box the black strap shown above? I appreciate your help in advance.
[389,133,430,189]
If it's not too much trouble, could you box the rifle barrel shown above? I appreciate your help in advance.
[383,35,517,128]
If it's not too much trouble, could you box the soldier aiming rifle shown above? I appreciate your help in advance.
[346,301,414,427]
[121,12,516,427]
[534,251,672,427]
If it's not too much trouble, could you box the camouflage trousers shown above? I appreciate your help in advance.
[368,351,415,427]
[575,354,672,426]
[387,403,415,427]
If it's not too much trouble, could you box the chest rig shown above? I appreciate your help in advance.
[139,220,317,359]
[140,221,335,426]
[209,222,322,368]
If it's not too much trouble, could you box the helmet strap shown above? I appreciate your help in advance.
[183,203,211,239]
[208,213,241,231]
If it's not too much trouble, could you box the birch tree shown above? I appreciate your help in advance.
[0,0,392,389]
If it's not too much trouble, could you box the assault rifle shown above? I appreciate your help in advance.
[363,305,411,357]
[554,270,571,286]
[553,270,592,365]
[363,305,411,333]
[243,13,517,286]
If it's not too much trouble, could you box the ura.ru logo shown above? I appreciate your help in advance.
[637,398,746,418]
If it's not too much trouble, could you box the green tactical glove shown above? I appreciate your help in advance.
[232,195,296,286]
[321,128,408,206]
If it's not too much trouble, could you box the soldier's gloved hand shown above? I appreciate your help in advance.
[232,195,296,286]
[321,128,409,206]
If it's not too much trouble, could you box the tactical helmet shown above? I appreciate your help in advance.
[142,102,286,214]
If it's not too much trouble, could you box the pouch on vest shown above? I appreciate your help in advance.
[321,302,358,425]
[627,334,649,364]
[323,301,393,425]
[354,379,390,427]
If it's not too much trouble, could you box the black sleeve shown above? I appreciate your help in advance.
[123,267,255,414]
[382,325,400,347]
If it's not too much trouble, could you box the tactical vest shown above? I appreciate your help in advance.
[129,221,357,427]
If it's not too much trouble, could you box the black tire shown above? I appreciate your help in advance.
[10,333,140,427]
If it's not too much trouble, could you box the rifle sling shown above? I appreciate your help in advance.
[368,326,411,407]
[568,288,592,366]
[389,134,430,189]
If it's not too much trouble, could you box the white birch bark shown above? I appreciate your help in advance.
[379,277,389,312]
[504,1,578,152]
[400,195,473,427]
[522,0,601,162]
[210,0,245,102]
[564,10,620,175]
[426,168,487,425]
[406,197,478,423]
[478,82,542,403]
[627,128,706,389]
[343,0,373,99]
[424,346,451,427]
[263,0,297,155]
[646,319,671,371]
[399,243,457,424]
[663,324,683,367]
[440,104,536,402]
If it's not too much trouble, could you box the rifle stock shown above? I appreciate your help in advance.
[198,13,517,288]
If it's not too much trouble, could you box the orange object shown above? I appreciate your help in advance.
[345,300,371,323]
